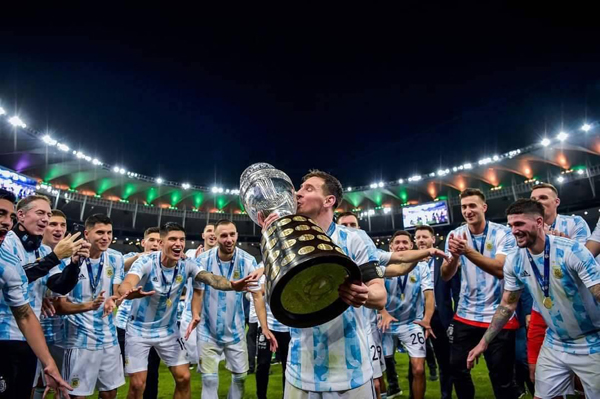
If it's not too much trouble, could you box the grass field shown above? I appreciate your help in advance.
[106,353,533,399]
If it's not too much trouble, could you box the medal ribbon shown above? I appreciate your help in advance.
[216,248,237,280]
[85,254,104,295]
[157,254,179,300]
[398,274,409,301]
[526,235,550,300]
[469,221,489,255]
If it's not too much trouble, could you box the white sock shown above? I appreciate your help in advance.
[201,373,219,399]
[228,372,246,399]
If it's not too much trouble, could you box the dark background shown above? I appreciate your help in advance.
[2,3,600,189]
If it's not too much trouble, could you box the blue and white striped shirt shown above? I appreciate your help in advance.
[197,247,259,345]
[504,236,600,354]
[114,252,142,330]
[127,251,203,339]
[551,214,590,245]
[63,248,124,350]
[286,222,379,392]
[446,222,516,323]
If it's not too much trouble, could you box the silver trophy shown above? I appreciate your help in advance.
[240,163,361,328]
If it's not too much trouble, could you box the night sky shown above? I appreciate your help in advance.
[2,3,600,189]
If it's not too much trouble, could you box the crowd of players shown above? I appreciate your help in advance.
[0,169,599,399]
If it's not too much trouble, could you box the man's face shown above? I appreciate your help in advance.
[296,177,335,218]
[160,230,185,262]
[216,223,237,256]
[18,199,52,236]
[460,195,487,226]
[415,230,435,250]
[85,223,113,252]
[0,198,15,242]
[338,215,359,229]
[390,234,413,252]
[508,213,543,248]
[43,216,67,247]
[530,188,559,220]
[141,232,160,252]
[202,225,217,248]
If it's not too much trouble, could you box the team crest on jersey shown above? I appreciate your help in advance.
[106,267,114,277]
[410,275,417,283]
[485,242,493,251]
[176,275,184,283]
[71,378,80,388]
[553,268,563,278]
[233,270,240,279]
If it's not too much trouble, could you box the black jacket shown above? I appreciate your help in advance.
[431,255,461,329]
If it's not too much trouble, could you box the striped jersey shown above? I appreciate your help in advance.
[446,221,516,323]
[127,251,203,339]
[550,214,590,245]
[197,247,259,345]
[504,235,600,354]
[286,222,378,392]
[180,278,195,324]
[114,252,142,330]
[63,248,124,349]
[257,274,289,333]
[0,231,58,341]
[384,261,433,330]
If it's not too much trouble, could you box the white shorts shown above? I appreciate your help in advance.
[62,345,125,396]
[197,337,248,374]
[33,343,64,387]
[179,318,199,365]
[284,379,376,399]
[125,330,189,374]
[382,332,395,358]
[535,345,600,399]
[391,323,426,358]
[369,327,386,379]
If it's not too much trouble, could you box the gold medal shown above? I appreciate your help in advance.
[166,298,173,307]
[543,297,552,309]
[401,293,405,301]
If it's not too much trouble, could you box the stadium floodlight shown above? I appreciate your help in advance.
[156,177,164,185]
[408,175,422,182]
[383,207,391,214]
[211,186,218,193]
[492,155,500,161]
[556,132,568,142]
[378,182,384,188]
[577,169,585,175]
[398,179,404,184]
[182,183,190,190]
[119,168,126,174]
[347,186,353,191]
[370,183,377,189]
[92,158,101,165]
[8,116,26,128]
[452,167,458,172]
[217,187,224,193]
[556,176,565,183]
[0,107,6,115]
[368,209,375,216]
[463,163,473,170]
[42,135,58,146]
[541,138,551,147]
[582,123,592,132]
[113,166,120,173]
[478,157,492,165]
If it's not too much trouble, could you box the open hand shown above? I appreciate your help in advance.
[185,315,201,340]
[467,340,488,369]
[103,295,118,318]
[379,312,397,333]
[53,232,84,260]
[91,290,106,311]
[414,319,436,339]
[43,363,72,399]
[119,286,156,301]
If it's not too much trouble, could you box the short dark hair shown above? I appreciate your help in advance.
[85,214,112,229]
[50,209,67,219]
[16,194,51,212]
[144,227,160,237]
[531,183,558,196]
[0,189,16,204]
[302,169,343,208]
[414,225,435,237]
[337,211,358,223]
[160,222,185,237]
[203,223,215,231]
[506,199,545,218]
[391,230,413,242]
[460,188,486,202]
[214,219,235,231]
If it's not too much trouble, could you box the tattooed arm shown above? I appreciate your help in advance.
[195,270,233,291]
[11,304,57,368]
[466,289,522,369]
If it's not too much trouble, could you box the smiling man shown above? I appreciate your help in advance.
[0,189,16,246]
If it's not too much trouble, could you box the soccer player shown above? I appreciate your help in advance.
[441,188,520,399]
[196,219,277,399]
[0,193,72,399]
[259,170,387,398]
[118,222,252,399]
[380,230,435,399]
[115,226,161,399]
[467,198,600,398]
[180,223,217,369]
[61,213,125,399]
[337,211,360,228]
[413,225,460,399]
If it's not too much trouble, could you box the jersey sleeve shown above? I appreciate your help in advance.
[503,251,524,291]
[588,217,600,243]
[114,253,125,285]
[567,241,600,289]
[0,241,29,307]
[350,229,379,265]
[245,257,261,292]
[420,263,434,291]
[191,258,205,290]
[495,227,516,256]
[128,256,151,279]
[377,249,392,267]
[571,216,592,245]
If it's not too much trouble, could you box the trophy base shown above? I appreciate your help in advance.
[268,254,361,328]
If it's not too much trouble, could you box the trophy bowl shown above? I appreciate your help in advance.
[240,163,362,328]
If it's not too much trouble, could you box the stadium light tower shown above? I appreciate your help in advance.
[556,132,568,142]
[541,138,551,147]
